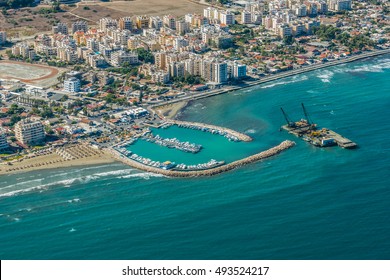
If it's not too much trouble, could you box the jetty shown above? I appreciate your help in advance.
[107,140,295,177]
[165,120,253,142]
[143,133,202,153]
[281,104,357,149]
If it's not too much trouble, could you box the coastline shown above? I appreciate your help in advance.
[0,146,117,176]
[1,50,388,177]
[152,49,390,119]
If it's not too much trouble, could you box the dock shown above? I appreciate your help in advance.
[281,104,357,149]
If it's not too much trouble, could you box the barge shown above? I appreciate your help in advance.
[281,104,357,149]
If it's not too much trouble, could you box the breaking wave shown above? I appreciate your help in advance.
[316,70,334,83]
[261,75,308,88]
[0,168,159,198]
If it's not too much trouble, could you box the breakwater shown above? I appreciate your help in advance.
[165,120,253,142]
[107,140,295,177]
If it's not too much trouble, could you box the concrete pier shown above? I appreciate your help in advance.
[107,140,295,178]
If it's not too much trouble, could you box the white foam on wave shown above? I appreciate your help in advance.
[0,168,158,198]
[67,198,81,203]
[0,185,49,198]
[261,75,308,88]
[316,70,334,83]
[119,172,165,179]
[349,60,390,73]
[334,58,390,74]
[245,129,256,134]
[0,178,43,191]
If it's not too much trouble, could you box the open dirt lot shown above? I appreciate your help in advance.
[0,1,205,36]
[0,61,65,87]
[98,0,205,17]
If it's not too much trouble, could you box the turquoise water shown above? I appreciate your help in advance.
[0,55,389,259]
[128,126,260,165]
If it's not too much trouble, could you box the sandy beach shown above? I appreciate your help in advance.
[154,101,189,119]
[0,145,117,176]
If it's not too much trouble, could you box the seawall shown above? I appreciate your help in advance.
[107,140,295,177]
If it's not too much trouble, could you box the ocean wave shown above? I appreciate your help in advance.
[316,70,334,83]
[0,185,49,197]
[67,198,81,203]
[119,172,165,179]
[0,178,43,191]
[335,58,390,74]
[261,75,308,88]
[245,129,256,134]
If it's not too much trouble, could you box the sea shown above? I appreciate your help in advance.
[0,55,389,260]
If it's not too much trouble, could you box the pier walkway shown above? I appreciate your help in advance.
[107,140,295,177]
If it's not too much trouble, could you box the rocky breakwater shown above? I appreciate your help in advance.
[165,120,253,142]
[107,140,295,178]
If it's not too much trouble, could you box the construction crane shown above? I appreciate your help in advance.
[280,107,295,127]
[301,103,313,125]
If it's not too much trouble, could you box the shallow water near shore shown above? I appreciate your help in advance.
[0,55,389,259]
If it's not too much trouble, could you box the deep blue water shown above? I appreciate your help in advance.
[0,55,389,259]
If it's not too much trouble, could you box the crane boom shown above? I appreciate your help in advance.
[281,107,295,127]
[301,103,312,125]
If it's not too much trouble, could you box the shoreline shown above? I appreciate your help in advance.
[1,50,388,177]
[152,49,390,119]
[0,145,117,176]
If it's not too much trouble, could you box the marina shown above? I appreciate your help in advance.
[142,133,203,154]
[281,104,357,149]
[108,140,295,177]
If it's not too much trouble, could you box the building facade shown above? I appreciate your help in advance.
[15,119,45,145]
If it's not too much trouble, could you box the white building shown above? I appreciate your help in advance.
[220,11,235,25]
[110,50,139,66]
[213,62,228,84]
[15,119,45,145]
[72,21,88,33]
[64,77,81,93]
[52,22,68,35]
[151,71,170,84]
[228,62,247,79]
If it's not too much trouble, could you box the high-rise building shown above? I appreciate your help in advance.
[64,77,81,93]
[220,11,234,25]
[163,15,176,30]
[136,16,150,29]
[53,22,68,35]
[213,62,228,84]
[0,129,8,150]
[0,31,6,45]
[119,17,132,30]
[99,18,118,32]
[72,21,88,33]
[15,119,45,145]
[241,10,252,24]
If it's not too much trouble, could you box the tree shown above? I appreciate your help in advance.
[283,35,295,45]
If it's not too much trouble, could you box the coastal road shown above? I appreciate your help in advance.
[150,48,390,112]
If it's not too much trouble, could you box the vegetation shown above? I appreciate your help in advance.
[172,74,204,85]
[0,0,34,9]
[136,48,154,63]
[313,25,342,41]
